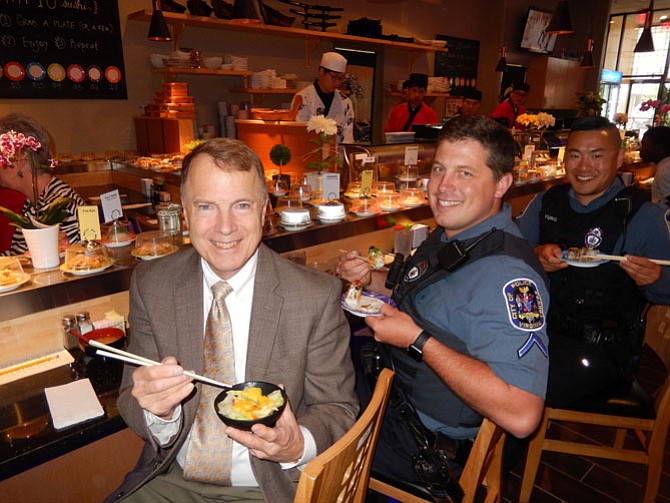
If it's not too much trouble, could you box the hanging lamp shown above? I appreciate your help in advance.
[579,38,595,68]
[148,0,171,41]
[545,0,574,35]
[231,0,263,23]
[634,0,655,53]
[495,46,508,72]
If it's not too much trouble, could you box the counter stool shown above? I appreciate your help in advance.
[519,304,670,503]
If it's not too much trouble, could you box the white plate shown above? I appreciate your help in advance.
[380,206,401,212]
[60,262,113,276]
[352,211,379,217]
[103,239,135,248]
[563,257,609,268]
[0,272,32,293]
[318,216,345,223]
[131,246,178,261]
[279,222,314,232]
[341,291,396,317]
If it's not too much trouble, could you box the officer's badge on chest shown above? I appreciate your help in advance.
[584,227,603,248]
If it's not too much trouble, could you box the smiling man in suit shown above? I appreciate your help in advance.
[107,139,358,503]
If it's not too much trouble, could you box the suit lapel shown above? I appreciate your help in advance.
[247,245,283,380]
[173,250,205,375]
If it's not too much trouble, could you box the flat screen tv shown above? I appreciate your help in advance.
[520,7,557,54]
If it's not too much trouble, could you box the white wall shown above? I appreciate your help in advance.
[0,0,603,155]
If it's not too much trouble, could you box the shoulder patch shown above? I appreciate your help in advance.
[503,278,545,331]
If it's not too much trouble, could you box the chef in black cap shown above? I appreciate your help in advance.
[491,81,530,128]
[384,73,439,132]
[456,88,483,118]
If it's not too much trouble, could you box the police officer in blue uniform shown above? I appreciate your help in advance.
[517,116,670,407]
[338,117,549,494]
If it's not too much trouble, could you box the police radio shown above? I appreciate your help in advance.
[437,227,498,271]
[385,253,406,290]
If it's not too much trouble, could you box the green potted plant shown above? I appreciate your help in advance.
[576,92,606,118]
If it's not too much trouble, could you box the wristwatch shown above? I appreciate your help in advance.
[407,331,432,362]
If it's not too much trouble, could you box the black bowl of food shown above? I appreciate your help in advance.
[214,381,287,430]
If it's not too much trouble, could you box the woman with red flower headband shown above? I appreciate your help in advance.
[0,113,85,256]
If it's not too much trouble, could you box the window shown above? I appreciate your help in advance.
[602,7,670,133]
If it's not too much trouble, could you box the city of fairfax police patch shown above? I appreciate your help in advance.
[405,261,429,282]
[584,227,603,248]
[503,278,545,331]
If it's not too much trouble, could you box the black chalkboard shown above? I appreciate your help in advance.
[0,0,127,99]
[434,35,479,86]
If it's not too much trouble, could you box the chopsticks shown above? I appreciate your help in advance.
[596,254,670,266]
[87,339,231,389]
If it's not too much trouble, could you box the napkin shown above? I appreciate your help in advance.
[44,378,105,430]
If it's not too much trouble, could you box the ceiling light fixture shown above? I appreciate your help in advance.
[634,0,655,53]
[148,0,171,41]
[545,0,574,35]
[579,38,595,68]
[495,46,508,72]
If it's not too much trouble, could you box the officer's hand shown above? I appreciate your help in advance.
[336,250,372,285]
[535,244,568,272]
[365,303,422,350]
[619,254,662,287]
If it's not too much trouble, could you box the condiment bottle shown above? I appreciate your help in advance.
[76,312,93,336]
[62,315,79,350]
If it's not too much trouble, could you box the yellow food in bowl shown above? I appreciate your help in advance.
[217,386,284,421]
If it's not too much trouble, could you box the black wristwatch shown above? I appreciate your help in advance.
[407,331,432,362]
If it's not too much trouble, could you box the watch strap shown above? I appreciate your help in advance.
[407,330,432,362]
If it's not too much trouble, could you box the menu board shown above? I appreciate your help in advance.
[434,35,479,86]
[0,0,127,99]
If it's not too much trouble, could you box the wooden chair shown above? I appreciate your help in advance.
[293,368,394,503]
[368,417,506,503]
[519,304,670,503]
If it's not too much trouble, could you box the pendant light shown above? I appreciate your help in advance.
[495,46,508,72]
[231,0,263,23]
[148,0,171,41]
[579,38,595,68]
[634,0,655,53]
[545,0,574,35]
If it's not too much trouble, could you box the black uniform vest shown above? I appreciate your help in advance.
[387,227,547,429]
[538,184,649,371]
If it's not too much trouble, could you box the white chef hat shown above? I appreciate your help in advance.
[320,52,347,73]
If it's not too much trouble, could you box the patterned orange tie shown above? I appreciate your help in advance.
[183,280,235,484]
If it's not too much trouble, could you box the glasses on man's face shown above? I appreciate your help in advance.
[327,71,345,82]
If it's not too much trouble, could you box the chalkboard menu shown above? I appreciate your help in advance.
[0,0,127,99]
[434,35,479,88]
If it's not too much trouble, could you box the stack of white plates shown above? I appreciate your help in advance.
[230,56,248,71]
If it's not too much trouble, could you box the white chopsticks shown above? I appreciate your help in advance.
[596,254,670,266]
[89,339,231,389]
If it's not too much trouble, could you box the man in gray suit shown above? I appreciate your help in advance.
[107,139,358,502]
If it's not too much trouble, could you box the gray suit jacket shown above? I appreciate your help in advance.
[106,244,358,502]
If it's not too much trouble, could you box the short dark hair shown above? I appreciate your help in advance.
[0,113,52,173]
[641,126,670,163]
[438,116,516,181]
[460,88,482,101]
[569,116,621,149]
[181,138,268,200]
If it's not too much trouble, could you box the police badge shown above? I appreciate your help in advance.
[503,278,545,331]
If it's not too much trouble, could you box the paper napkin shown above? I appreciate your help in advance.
[44,378,105,430]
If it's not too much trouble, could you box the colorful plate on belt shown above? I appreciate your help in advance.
[87,65,102,82]
[105,66,122,83]
[48,63,66,82]
[4,62,26,82]
[26,62,46,81]
[67,64,85,83]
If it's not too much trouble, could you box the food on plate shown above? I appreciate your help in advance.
[68,253,110,270]
[368,246,385,270]
[565,246,599,261]
[134,241,175,257]
[217,386,285,421]
[344,280,384,314]
[0,268,22,286]
[345,280,363,307]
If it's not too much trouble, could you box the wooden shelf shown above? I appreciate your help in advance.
[128,10,447,54]
[231,88,298,94]
[153,68,252,77]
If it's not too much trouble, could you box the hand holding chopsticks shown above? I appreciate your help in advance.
[81,335,232,389]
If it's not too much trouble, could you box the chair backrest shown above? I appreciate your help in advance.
[459,417,506,503]
[642,305,670,426]
[293,368,394,503]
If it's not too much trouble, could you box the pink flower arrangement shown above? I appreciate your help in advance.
[0,130,41,168]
